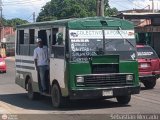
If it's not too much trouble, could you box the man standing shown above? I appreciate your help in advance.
[34,38,49,93]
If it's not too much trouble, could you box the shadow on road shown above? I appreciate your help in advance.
[0,93,53,111]
[60,99,130,111]
[140,86,149,91]
[0,93,130,111]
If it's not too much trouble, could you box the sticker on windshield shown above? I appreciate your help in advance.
[137,52,153,56]
[131,53,136,60]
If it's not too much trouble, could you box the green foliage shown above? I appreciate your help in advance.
[2,18,28,28]
[36,0,118,22]
[105,7,118,16]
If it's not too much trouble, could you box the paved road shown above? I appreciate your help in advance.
[0,58,160,119]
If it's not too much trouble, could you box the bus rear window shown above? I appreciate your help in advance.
[137,46,159,59]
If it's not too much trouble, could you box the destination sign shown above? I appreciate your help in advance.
[69,30,135,39]
[69,30,103,39]
[104,30,135,39]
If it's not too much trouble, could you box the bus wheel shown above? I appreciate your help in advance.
[27,79,39,100]
[116,95,131,105]
[51,84,64,108]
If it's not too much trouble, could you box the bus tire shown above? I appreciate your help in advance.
[27,79,40,100]
[51,83,64,108]
[116,95,131,105]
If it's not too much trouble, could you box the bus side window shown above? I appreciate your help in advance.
[29,29,37,56]
[29,29,35,44]
[16,30,24,55]
[38,30,47,46]
[19,30,24,44]
[52,28,58,45]
[56,33,63,45]
[18,30,30,56]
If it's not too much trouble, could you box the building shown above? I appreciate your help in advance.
[0,26,15,43]
[116,10,160,57]
[0,26,15,56]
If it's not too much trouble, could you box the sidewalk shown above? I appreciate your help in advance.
[4,56,15,61]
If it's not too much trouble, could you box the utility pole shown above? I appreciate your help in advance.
[96,0,104,16]
[0,0,3,43]
[96,0,100,16]
[33,12,36,23]
[150,0,154,13]
[0,0,2,20]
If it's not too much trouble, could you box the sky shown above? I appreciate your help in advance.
[2,0,160,22]
[2,0,51,22]
[109,0,160,11]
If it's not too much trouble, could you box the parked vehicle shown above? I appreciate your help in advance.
[137,45,160,89]
[0,54,6,73]
[0,42,15,57]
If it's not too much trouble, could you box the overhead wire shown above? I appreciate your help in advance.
[109,0,131,10]
[109,0,145,10]
[127,0,144,9]
[3,0,42,4]
[2,0,47,21]
[2,0,45,6]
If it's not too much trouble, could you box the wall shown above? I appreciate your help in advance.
[0,27,15,42]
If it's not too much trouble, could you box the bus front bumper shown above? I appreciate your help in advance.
[69,86,140,100]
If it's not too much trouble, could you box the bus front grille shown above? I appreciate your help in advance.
[84,74,131,87]
[92,64,119,73]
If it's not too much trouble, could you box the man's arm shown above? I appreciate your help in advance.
[33,49,38,70]
[34,59,38,70]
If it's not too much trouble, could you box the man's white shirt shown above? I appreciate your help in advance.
[34,46,49,66]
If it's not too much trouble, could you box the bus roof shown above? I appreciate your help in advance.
[16,16,134,30]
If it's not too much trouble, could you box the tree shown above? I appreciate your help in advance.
[104,0,118,16]
[36,0,118,22]
[2,18,28,28]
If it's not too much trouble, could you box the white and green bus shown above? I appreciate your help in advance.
[15,17,140,108]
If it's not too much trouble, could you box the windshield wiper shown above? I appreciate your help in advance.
[117,27,135,48]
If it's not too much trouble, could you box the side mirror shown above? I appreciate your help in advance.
[56,33,63,45]
[66,53,69,59]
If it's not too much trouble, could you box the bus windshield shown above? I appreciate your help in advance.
[105,39,136,60]
[69,30,136,62]
[70,39,103,62]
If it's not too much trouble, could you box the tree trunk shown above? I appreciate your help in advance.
[96,0,104,16]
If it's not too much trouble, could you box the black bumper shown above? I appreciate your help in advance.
[139,74,160,82]
[69,86,140,100]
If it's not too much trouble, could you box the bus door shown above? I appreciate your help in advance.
[45,29,52,92]
[50,28,66,90]
[37,29,51,92]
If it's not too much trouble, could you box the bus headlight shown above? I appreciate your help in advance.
[76,76,84,83]
[126,75,133,81]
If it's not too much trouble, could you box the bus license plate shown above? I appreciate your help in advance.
[102,90,113,96]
